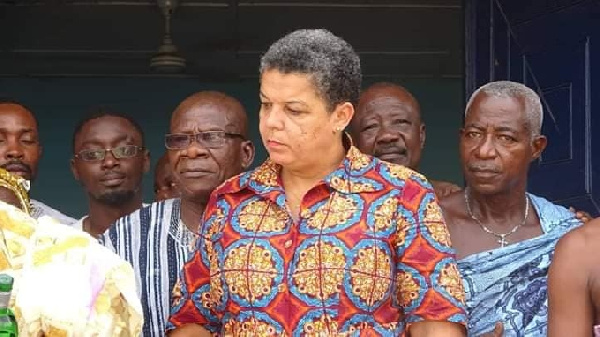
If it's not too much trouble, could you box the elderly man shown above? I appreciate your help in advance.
[154,153,179,201]
[70,109,150,237]
[351,82,461,198]
[101,91,255,337]
[440,81,581,336]
[0,99,75,224]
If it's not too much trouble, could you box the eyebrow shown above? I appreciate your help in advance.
[259,92,309,107]
[79,135,133,147]
[0,127,36,133]
[464,123,519,133]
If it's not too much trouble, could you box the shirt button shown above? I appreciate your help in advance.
[284,240,293,248]
[278,284,287,293]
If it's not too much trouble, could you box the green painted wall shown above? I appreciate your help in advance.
[0,77,463,218]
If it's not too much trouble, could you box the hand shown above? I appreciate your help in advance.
[433,181,462,199]
[569,207,593,223]
[478,322,503,337]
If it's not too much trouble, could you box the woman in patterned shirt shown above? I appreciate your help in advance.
[168,29,467,337]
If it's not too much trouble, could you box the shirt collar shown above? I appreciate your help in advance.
[216,133,386,196]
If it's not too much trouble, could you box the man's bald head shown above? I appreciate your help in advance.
[171,91,249,137]
[351,82,425,170]
[353,82,421,130]
[167,90,254,204]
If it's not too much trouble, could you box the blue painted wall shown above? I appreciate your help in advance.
[0,77,462,218]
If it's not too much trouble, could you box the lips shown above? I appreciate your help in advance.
[266,139,285,150]
[468,165,501,179]
[180,168,214,178]
[2,162,31,177]
[100,172,126,187]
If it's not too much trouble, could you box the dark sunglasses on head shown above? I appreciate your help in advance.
[74,145,144,161]
[165,131,245,150]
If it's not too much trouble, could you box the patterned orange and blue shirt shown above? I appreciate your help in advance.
[168,146,467,336]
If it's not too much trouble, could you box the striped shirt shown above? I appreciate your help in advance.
[100,198,197,337]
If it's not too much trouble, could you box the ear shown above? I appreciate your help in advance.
[70,157,80,182]
[419,123,426,149]
[333,102,355,130]
[38,145,43,159]
[142,149,151,173]
[240,140,255,170]
[531,135,547,161]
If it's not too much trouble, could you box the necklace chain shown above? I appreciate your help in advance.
[464,188,529,248]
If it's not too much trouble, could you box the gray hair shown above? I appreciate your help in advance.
[259,29,362,110]
[465,81,543,136]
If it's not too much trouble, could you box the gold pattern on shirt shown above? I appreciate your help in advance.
[387,164,415,181]
[292,241,346,300]
[239,200,288,233]
[207,240,225,305]
[397,271,421,307]
[423,201,452,247]
[300,314,338,336]
[371,197,398,233]
[306,195,357,231]
[223,244,278,302]
[223,318,282,337]
[250,161,279,188]
[349,246,392,306]
[349,147,371,171]
[437,263,466,304]
[395,217,408,248]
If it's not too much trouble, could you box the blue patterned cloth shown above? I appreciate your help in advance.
[459,193,581,336]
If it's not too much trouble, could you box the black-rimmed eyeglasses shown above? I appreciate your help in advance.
[165,131,245,150]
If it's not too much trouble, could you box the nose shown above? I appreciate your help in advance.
[4,138,24,160]
[375,125,401,145]
[181,139,210,159]
[475,134,497,159]
[101,149,120,169]
[261,105,284,130]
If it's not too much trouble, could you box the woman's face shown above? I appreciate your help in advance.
[258,69,351,170]
[0,186,23,211]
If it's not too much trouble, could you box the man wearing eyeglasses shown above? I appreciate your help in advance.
[70,109,150,237]
[71,109,150,237]
[101,91,255,337]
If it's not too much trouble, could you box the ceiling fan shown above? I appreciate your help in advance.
[150,0,186,73]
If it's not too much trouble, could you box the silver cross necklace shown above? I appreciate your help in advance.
[464,188,529,247]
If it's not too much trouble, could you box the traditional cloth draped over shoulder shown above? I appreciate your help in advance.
[459,193,581,336]
[0,198,143,336]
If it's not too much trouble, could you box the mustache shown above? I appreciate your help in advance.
[468,164,501,173]
[101,170,126,180]
[0,161,32,175]
[373,145,407,157]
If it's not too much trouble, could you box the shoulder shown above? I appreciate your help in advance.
[111,200,173,229]
[373,159,433,193]
[555,219,600,257]
[30,199,76,224]
[438,189,466,218]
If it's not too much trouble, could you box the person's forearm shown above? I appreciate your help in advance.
[409,321,466,337]
[168,324,212,337]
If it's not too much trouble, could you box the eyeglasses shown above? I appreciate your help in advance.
[74,145,144,161]
[165,131,245,150]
